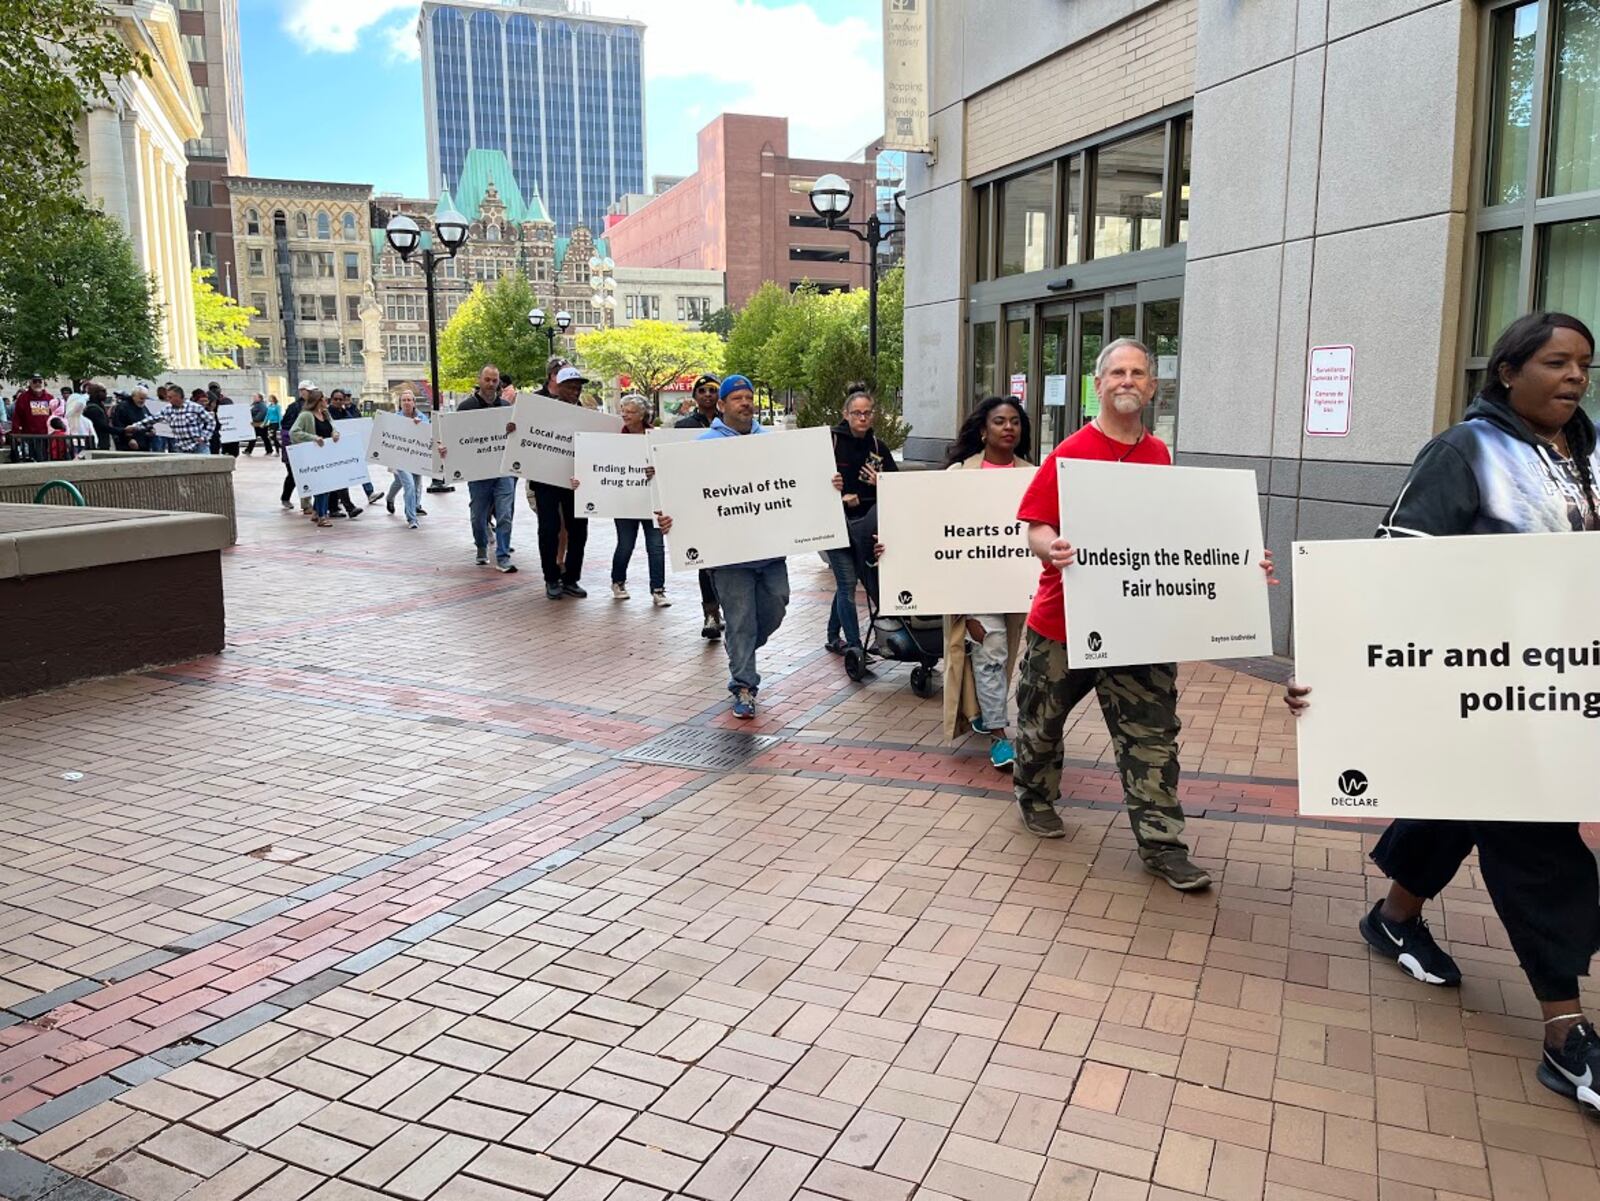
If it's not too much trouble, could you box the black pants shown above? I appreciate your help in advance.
[533,482,586,585]
[1373,819,1600,1001]
[698,569,719,616]
[332,488,360,516]
[281,461,298,504]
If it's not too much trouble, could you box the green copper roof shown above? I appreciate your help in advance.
[452,149,552,226]
[435,184,460,220]
[553,234,610,276]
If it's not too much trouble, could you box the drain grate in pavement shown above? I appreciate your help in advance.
[619,725,779,771]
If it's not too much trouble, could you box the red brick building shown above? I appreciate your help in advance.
[604,114,875,308]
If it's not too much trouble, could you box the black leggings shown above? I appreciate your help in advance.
[1373,819,1600,1001]
[698,569,719,616]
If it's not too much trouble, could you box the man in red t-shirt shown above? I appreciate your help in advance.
[1012,338,1208,889]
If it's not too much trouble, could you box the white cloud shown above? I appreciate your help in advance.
[383,17,421,61]
[280,0,417,54]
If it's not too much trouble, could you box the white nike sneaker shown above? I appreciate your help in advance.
[1540,1020,1600,1116]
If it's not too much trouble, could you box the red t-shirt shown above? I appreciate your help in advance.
[1017,422,1171,643]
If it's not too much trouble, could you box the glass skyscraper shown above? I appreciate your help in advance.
[420,0,645,236]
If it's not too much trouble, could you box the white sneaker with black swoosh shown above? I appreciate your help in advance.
[1358,900,1462,986]
[1539,1021,1600,1116]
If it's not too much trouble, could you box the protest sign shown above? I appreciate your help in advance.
[142,397,175,439]
[499,395,621,485]
[1058,460,1271,668]
[646,427,705,511]
[651,426,847,572]
[286,433,371,498]
[574,433,654,520]
[436,407,513,483]
[368,410,438,477]
[877,469,1036,616]
[214,404,252,444]
[1294,532,1600,820]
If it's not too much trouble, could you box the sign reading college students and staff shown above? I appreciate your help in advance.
[1295,532,1600,821]
[877,469,1036,616]
[1058,460,1272,669]
[436,407,513,483]
[367,410,438,477]
[574,433,654,520]
[286,433,371,499]
[499,395,622,486]
[651,426,848,572]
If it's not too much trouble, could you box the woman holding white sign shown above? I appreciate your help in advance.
[1288,311,1600,1116]
[288,389,340,528]
[609,396,669,606]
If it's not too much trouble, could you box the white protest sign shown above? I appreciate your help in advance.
[286,434,371,498]
[1294,532,1600,821]
[142,398,175,439]
[436,407,513,483]
[214,404,252,444]
[646,427,705,511]
[499,394,622,485]
[574,433,654,520]
[1305,344,1353,437]
[1058,460,1271,668]
[877,469,1036,616]
[651,425,848,572]
[368,410,438,477]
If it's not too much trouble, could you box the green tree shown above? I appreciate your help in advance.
[574,320,723,420]
[873,263,905,398]
[724,282,788,385]
[0,0,149,266]
[193,267,258,369]
[437,273,549,391]
[758,282,823,397]
[0,202,163,381]
[699,304,735,339]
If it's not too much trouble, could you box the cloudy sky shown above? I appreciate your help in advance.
[240,0,885,196]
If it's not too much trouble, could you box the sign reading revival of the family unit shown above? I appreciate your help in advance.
[367,410,437,477]
[500,395,622,485]
[651,426,848,572]
[287,433,371,499]
[436,408,513,483]
[1058,460,1271,669]
[877,469,1037,616]
[574,433,654,520]
[1294,533,1600,821]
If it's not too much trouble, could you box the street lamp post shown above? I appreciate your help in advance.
[384,208,469,420]
[808,173,905,360]
[588,255,617,330]
[527,306,574,361]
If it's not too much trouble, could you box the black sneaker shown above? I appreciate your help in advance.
[545,583,564,599]
[1358,901,1462,986]
[476,552,489,566]
[562,583,587,598]
[1538,1021,1600,1115]
[702,615,723,641]
[1018,801,1065,839]
[415,506,428,516]
[1142,847,1212,891]
[386,496,395,514]
[496,562,518,574]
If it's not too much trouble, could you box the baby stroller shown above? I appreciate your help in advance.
[841,507,945,696]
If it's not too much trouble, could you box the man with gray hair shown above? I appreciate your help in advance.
[1010,337,1208,888]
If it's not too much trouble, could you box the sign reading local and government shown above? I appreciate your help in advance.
[499,395,622,486]
[368,410,438,477]
[651,426,848,572]
[436,407,513,483]
[1295,532,1600,821]
[1058,460,1271,669]
[286,433,371,499]
[877,469,1037,616]
[574,433,654,520]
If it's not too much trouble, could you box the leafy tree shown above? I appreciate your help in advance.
[1,0,149,267]
[574,320,723,420]
[724,282,788,385]
[193,268,258,369]
[873,263,905,398]
[758,282,823,397]
[699,305,735,339]
[0,201,163,380]
[437,273,549,391]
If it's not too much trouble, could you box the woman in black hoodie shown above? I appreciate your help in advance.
[827,384,897,677]
[1288,311,1600,1116]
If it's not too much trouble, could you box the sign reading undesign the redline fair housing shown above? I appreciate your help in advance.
[367,410,438,477]
[1058,460,1271,669]
[877,469,1036,616]
[286,436,371,499]
[1294,532,1600,821]
[651,426,847,572]
[499,395,621,486]
[435,408,513,483]
[574,433,653,520]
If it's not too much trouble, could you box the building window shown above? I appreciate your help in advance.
[246,208,260,236]
[346,295,361,321]
[248,248,265,275]
[1472,0,1600,395]
[973,185,992,283]
[187,179,213,208]
[789,213,831,229]
[320,295,337,321]
[349,338,364,359]
[344,252,360,281]
[343,213,358,241]
[316,211,331,239]
[295,212,309,238]
[625,294,636,320]
[788,177,818,195]
[324,339,342,365]
[194,85,210,114]
[999,165,1053,276]
[303,339,321,364]
[1093,128,1165,259]
[255,339,274,365]
[298,295,317,321]
[790,247,851,263]
[293,251,311,278]
[385,292,424,321]
[250,292,268,314]
[681,295,710,322]
[181,33,204,60]
[317,252,335,278]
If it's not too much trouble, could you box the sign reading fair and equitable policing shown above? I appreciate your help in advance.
[877,469,1036,616]
[499,395,622,486]
[436,408,513,483]
[651,426,847,572]
[1294,532,1600,821]
[367,411,438,477]
[287,434,370,499]
[1058,460,1271,669]
[574,433,654,520]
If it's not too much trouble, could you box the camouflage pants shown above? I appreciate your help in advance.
[1012,629,1187,856]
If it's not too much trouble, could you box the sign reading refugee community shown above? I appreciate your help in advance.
[1295,532,1600,821]
[877,470,1036,616]
[651,426,847,572]
[287,434,370,499]
[436,408,513,483]
[500,395,622,486]
[1058,461,1271,669]
[367,411,437,477]
[574,433,653,520]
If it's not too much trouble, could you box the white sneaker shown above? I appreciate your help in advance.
[611,582,629,600]
[652,590,671,608]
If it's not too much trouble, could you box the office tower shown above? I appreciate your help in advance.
[178,0,248,297]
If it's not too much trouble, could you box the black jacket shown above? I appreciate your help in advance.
[675,411,714,429]
[458,390,510,412]
[1378,394,1600,538]
[82,401,111,450]
[110,396,151,446]
[831,420,898,508]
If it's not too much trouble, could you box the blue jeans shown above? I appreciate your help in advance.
[613,519,665,592]
[468,476,516,563]
[826,547,862,648]
[712,560,789,694]
[397,471,419,523]
[313,493,331,518]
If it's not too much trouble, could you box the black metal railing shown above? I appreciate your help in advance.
[5,434,96,463]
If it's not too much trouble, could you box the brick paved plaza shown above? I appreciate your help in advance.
[0,457,1595,1201]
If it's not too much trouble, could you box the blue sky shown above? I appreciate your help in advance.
[239,0,884,197]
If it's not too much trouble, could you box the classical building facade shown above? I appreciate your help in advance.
[78,0,204,367]
[178,0,249,299]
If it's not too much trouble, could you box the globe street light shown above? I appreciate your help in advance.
[807,174,904,360]
[528,305,560,359]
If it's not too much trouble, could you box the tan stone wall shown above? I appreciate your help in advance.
[965,0,1196,179]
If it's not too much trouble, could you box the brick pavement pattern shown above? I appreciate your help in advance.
[0,457,1595,1201]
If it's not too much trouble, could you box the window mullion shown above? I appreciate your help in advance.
[1519,0,1556,311]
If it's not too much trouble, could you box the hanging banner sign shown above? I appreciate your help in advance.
[882,0,931,152]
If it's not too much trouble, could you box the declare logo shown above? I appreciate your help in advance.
[1337,769,1369,797]
[685,547,701,564]
[510,460,522,472]
[452,468,463,481]
[1331,768,1376,808]
[1087,631,1103,652]
[897,590,914,607]
[584,501,596,514]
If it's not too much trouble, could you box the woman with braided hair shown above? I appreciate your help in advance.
[1288,310,1600,1116]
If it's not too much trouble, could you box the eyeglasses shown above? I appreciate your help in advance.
[848,408,876,417]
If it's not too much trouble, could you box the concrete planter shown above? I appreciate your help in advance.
[0,453,237,544]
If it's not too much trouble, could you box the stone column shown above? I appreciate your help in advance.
[84,104,131,232]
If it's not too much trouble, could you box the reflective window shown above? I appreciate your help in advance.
[1093,129,1165,259]
[998,166,1053,276]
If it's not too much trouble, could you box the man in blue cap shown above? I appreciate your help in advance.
[676,373,723,638]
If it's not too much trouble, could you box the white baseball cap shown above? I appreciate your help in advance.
[555,366,589,386]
